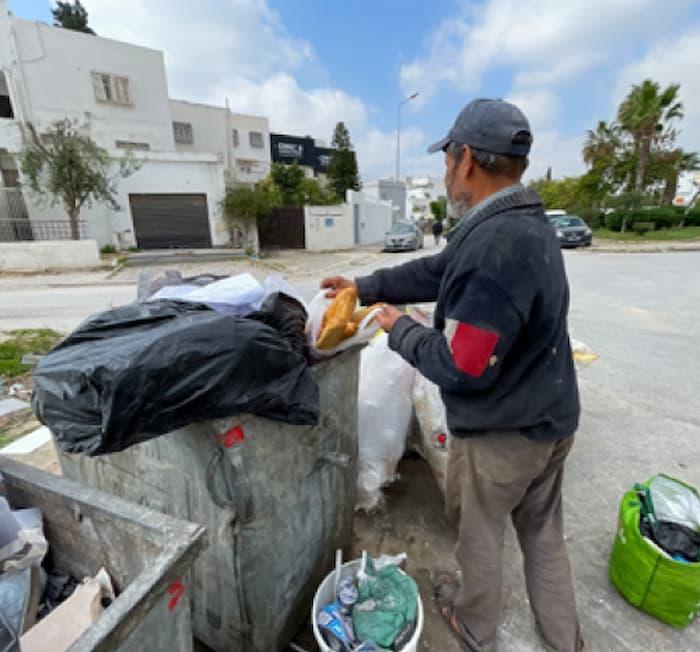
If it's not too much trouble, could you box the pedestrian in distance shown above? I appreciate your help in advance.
[432,219,444,246]
[321,98,583,652]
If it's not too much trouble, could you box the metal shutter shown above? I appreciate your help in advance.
[129,193,212,249]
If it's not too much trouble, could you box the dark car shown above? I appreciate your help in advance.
[549,215,592,248]
[383,222,424,252]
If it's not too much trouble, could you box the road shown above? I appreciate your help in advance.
[2,246,700,650]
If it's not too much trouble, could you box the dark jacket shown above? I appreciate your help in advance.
[432,221,444,236]
[356,185,580,442]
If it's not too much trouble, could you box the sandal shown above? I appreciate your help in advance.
[433,571,483,652]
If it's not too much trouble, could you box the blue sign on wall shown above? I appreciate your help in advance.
[324,217,335,228]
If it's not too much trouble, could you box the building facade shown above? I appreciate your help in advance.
[169,100,271,185]
[405,175,447,222]
[270,133,336,181]
[363,178,407,223]
[0,2,266,249]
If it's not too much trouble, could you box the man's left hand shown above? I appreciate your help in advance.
[375,305,404,332]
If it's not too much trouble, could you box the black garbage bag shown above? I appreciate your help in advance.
[32,298,319,456]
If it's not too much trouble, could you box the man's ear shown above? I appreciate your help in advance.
[460,144,474,179]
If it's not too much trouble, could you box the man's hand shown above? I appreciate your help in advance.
[375,305,404,332]
[320,276,356,298]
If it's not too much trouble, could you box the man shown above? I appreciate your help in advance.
[321,99,582,652]
[432,218,444,246]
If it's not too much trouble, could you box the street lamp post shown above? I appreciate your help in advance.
[396,92,419,181]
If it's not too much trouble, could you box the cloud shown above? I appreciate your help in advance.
[505,88,560,132]
[400,0,693,103]
[615,25,700,152]
[88,0,313,101]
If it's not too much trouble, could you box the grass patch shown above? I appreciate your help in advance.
[593,227,700,242]
[0,329,63,378]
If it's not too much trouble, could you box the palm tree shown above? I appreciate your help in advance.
[617,80,683,193]
[583,120,621,167]
[656,149,700,206]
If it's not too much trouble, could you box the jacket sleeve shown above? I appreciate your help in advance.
[355,247,450,305]
[387,273,526,393]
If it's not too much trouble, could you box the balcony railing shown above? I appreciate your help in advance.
[0,219,88,242]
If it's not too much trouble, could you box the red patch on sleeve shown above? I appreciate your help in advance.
[450,322,500,377]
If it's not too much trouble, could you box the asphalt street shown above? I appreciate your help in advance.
[2,247,699,650]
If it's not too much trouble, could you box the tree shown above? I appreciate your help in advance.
[327,122,361,200]
[20,120,138,240]
[220,179,281,250]
[618,80,683,193]
[271,161,305,205]
[528,176,584,212]
[298,177,338,206]
[430,197,447,221]
[52,1,95,34]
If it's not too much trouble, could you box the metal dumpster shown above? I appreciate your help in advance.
[58,348,361,652]
[0,456,206,652]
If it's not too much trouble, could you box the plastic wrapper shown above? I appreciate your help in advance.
[649,475,700,531]
[32,295,318,456]
[353,556,418,649]
[356,334,416,511]
[307,291,382,358]
[0,498,47,575]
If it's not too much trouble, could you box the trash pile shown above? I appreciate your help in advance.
[610,474,700,628]
[316,552,420,651]
[32,272,320,456]
[0,473,115,652]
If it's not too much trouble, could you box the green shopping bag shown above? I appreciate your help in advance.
[609,476,700,628]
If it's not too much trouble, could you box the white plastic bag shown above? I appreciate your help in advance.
[306,291,382,357]
[356,333,416,511]
[411,373,449,495]
[182,273,265,314]
[649,475,700,531]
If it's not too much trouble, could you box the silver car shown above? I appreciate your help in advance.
[384,222,424,252]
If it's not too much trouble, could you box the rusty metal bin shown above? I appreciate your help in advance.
[0,456,206,652]
[58,348,361,652]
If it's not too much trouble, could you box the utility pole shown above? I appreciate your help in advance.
[396,92,419,181]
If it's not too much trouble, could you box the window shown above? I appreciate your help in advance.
[92,72,131,106]
[232,129,239,147]
[173,121,194,145]
[115,140,150,151]
[0,72,13,119]
[249,131,264,148]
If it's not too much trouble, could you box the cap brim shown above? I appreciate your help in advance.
[427,136,450,154]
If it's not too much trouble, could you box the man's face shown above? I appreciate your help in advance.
[444,144,473,218]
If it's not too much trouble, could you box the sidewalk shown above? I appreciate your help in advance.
[590,239,700,253]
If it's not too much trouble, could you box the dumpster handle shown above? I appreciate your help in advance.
[205,443,255,524]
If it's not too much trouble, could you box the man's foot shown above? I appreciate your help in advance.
[433,571,495,652]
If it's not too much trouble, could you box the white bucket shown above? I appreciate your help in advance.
[311,559,424,651]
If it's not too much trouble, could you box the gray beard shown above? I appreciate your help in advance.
[447,197,472,220]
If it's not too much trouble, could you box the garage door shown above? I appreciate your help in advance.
[129,193,212,249]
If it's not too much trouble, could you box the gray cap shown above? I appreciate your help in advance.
[427,98,532,156]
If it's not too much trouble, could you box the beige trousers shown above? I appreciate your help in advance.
[445,431,583,652]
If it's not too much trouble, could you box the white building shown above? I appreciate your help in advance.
[169,100,271,185]
[0,2,266,249]
[363,178,407,223]
[405,175,446,222]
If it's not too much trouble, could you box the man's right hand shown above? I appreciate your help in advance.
[320,276,356,298]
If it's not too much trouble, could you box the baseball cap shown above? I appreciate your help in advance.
[427,98,532,156]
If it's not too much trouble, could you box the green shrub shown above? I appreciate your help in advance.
[683,208,700,226]
[100,244,117,254]
[605,212,624,231]
[632,222,655,236]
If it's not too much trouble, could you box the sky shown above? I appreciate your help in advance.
[8,0,700,182]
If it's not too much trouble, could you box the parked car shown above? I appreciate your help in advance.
[384,222,424,252]
[549,215,592,248]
